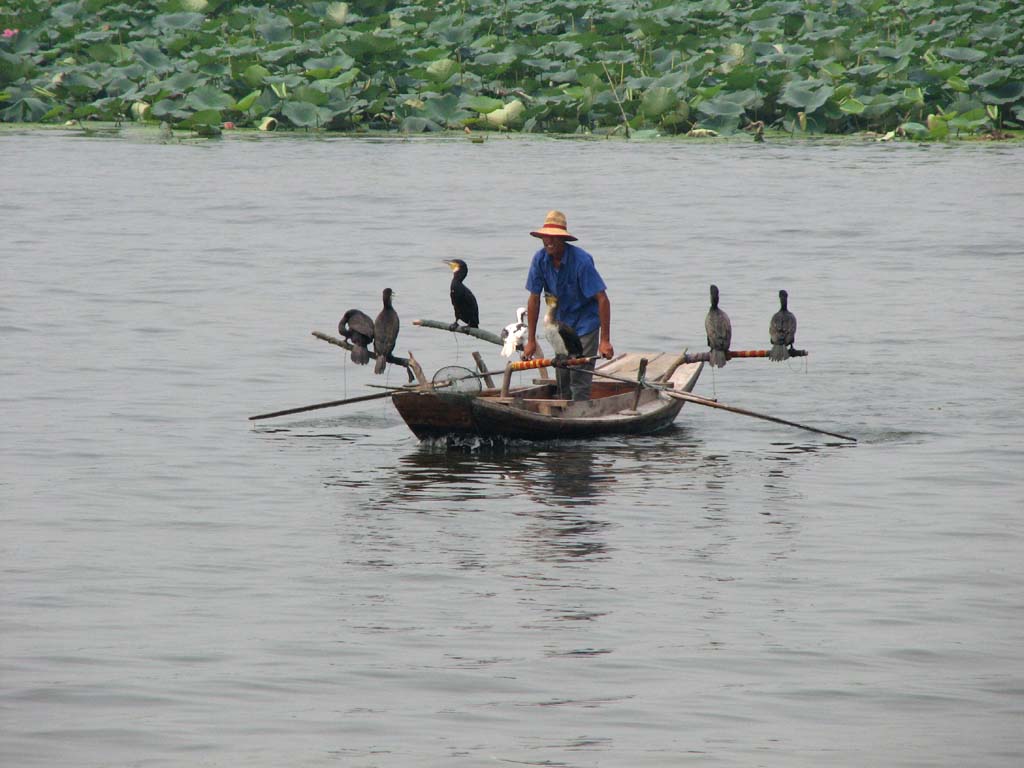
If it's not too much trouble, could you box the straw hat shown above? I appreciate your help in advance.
[530,210,578,241]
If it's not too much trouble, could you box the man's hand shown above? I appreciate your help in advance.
[521,339,538,360]
[599,339,614,359]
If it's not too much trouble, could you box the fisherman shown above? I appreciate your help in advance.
[522,210,613,401]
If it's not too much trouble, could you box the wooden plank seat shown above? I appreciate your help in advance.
[519,398,571,416]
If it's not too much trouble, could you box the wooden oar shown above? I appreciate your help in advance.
[659,388,856,442]
[584,366,857,442]
[249,389,399,421]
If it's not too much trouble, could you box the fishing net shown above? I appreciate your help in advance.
[431,365,482,395]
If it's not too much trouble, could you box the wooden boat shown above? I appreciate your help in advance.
[391,352,702,441]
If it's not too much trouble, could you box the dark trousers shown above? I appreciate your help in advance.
[557,330,598,401]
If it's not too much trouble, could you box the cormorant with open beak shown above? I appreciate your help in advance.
[705,284,732,368]
[768,289,797,361]
[373,287,399,375]
[443,259,479,330]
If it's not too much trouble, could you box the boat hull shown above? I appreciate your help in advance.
[391,354,702,442]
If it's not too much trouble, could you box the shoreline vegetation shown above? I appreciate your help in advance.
[2,1,1022,141]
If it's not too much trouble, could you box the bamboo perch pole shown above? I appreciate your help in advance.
[414,318,554,379]
[412,319,503,346]
[311,331,422,383]
[682,349,808,363]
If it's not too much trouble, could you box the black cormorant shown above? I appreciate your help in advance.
[338,309,375,365]
[373,287,399,375]
[500,306,528,358]
[705,284,732,368]
[543,293,583,358]
[443,259,479,329]
[768,289,797,361]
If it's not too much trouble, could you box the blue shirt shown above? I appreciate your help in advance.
[525,243,607,337]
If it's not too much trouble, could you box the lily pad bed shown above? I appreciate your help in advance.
[2,1,1022,140]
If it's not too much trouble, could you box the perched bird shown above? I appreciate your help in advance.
[543,293,583,358]
[500,306,528,358]
[372,287,399,375]
[768,289,797,361]
[443,259,479,329]
[338,308,375,365]
[704,284,732,368]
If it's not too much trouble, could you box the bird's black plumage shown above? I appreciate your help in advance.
[373,287,399,375]
[705,284,732,368]
[768,289,797,361]
[338,309,375,365]
[444,259,479,329]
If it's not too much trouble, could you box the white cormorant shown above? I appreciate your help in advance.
[705,284,732,368]
[373,287,399,375]
[338,309,375,365]
[443,259,479,329]
[768,289,797,361]
[500,306,528,358]
[543,293,583,358]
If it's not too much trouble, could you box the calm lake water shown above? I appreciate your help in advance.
[2,127,1023,767]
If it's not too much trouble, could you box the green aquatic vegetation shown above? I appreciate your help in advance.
[0,0,1021,139]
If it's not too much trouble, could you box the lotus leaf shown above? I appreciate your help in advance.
[860,94,899,118]
[463,95,505,114]
[187,108,222,126]
[901,121,929,138]
[779,78,834,113]
[132,43,172,72]
[61,72,102,97]
[1,0,1022,135]
[474,49,519,67]
[233,90,262,112]
[982,82,1024,105]
[185,86,234,111]
[839,97,865,115]
[257,16,293,44]
[86,43,132,65]
[154,13,206,32]
[164,71,204,92]
[948,108,990,131]
[970,69,1010,88]
[400,116,441,132]
[426,58,458,82]
[151,98,189,120]
[483,99,524,127]
[281,100,321,128]
[640,86,677,118]
[1,96,48,122]
[939,47,987,63]
[422,93,470,126]
[242,65,271,88]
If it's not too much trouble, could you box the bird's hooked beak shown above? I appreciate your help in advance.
[544,294,559,307]
[442,260,458,272]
